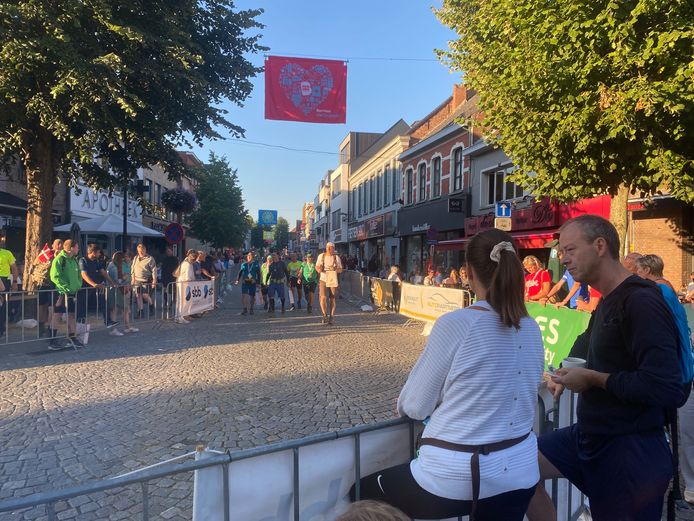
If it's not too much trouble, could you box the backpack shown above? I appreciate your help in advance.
[656,283,694,386]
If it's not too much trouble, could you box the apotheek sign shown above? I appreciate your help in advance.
[71,184,143,223]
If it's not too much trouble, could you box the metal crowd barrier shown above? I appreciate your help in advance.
[0,390,585,521]
[0,275,229,346]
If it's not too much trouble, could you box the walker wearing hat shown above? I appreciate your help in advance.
[299,253,318,314]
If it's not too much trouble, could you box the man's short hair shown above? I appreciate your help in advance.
[560,214,620,260]
[63,239,75,251]
[87,243,100,255]
[636,254,666,278]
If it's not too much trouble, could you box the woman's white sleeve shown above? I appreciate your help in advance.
[397,314,462,420]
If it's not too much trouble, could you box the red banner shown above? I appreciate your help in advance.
[265,56,347,123]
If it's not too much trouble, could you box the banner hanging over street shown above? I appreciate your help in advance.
[265,56,347,123]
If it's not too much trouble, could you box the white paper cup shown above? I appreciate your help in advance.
[561,357,586,369]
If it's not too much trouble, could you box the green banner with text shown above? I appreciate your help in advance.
[526,303,591,370]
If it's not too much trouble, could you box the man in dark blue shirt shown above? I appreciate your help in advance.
[235,252,260,315]
[527,215,685,521]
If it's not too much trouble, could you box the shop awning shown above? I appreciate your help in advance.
[54,214,163,237]
[436,230,557,251]
[435,238,468,251]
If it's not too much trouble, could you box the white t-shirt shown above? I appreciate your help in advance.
[316,253,342,288]
[177,260,196,282]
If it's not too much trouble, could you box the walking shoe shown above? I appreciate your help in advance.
[263,302,268,310]
[48,338,65,351]
[289,305,295,311]
[217,298,224,304]
[240,308,248,316]
[322,315,328,324]
[109,328,124,336]
[149,304,155,314]
[328,315,334,325]
[106,319,120,329]
[307,305,312,314]
[175,317,190,324]
[69,336,85,348]
[249,308,254,315]
[297,303,302,309]
[123,327,139,333]
[685,489,694,505]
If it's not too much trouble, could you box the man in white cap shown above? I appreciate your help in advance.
[315,242,343,325]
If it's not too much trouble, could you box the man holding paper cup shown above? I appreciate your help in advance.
[527,215,686,521]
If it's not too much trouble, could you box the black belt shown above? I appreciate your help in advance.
[418,432,530,520]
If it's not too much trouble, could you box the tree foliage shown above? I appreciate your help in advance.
[250,222,266,250]
[437,0,694,203]
[187,153,248,249]
[0,0,264,285]
[274,217,289,250]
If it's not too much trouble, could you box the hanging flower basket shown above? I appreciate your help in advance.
[161,188,197,213]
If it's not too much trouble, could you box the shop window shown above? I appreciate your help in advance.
[485,167,524,206]
[369,176,375,213]
[358,183,363,217]
[418,163,426,202]
[432,157,441,198]
[452,148,463,192]
[405,168,413,205]
[383,166,390,207]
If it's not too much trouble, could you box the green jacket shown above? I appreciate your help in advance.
[50,250,81,295]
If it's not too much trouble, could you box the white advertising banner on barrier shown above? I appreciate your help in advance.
[398,282,465,323]
[176,279,215,317]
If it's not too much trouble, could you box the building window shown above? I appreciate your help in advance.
[486,167,524,206]
[340,144,349,164]
[331,175,341,197]
[432,157,441,198]
[376,172,382,209]
[418,163,426,202]
[383,166,390,207]
[392,166,399,203]
[369,176,375,213]
[147,179,154,203]
[452,148,463,192]
[155,183,162,205]
[351,189,356,221]
[406,168,414,205]
[358,183,363,217]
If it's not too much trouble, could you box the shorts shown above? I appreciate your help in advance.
[241,283,257,296]
[268,283,285,299]
[289,276,299,288]
[303,282,317,294]
[319,281,338,299]
[353,462,535,521]
[134,281,152,293]
[53,295,76,313]
[38,286,55,306]
[261,285,268,296]
[538,424,672,520]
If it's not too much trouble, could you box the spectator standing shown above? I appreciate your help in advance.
[131,243,157,318]
[635,254,677,292]
[31,239,63,338]
[523,255,551,302]
[107,251,137,334]
[49,240,83,349]
[423,268,436,286]
[545,252,583,309]
[299,252,318,314]
[198,250,215,280]
[79,243,118,328]
[459,266,471,291]
[260,254,272,310]
[160,246,179,309]
[410,267,423,285]
[351,229,543,519]
[316,242,343,325]
[527,215,686,521]
[174,249,197,324]
[442,268,460,288]
[0,235,20,338]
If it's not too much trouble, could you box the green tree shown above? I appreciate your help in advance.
[188,153,248,249]
[250,221,265,250]
[274,217,289,250]
[438,0,693,244]
[0,1,264,287]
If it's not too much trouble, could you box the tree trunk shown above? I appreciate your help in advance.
[22,129,58,291]
[609,184,630,259]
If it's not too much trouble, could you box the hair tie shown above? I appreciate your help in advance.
[489,241,515,263]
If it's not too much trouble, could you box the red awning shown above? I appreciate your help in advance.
[511,231,557,249]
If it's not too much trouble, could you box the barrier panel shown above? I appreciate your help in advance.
[398,282,471,323]
[371,278,399,311]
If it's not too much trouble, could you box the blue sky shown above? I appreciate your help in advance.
[197,1,461,226]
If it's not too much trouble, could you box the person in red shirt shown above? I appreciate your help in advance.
[523,255,551,301]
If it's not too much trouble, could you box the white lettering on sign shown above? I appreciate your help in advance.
[72,184,143,223]
[534,316,560,345]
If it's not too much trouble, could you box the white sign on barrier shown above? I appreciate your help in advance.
[177,280,215,317]
[398,282,465,323]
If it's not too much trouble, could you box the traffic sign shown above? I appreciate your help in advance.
[164,223,184,244]
[496,201,512,218]
[258,209,278,225]
[494,217,512,231]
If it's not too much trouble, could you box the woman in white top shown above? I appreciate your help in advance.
[175,249,198,324]
[351,229,544,520]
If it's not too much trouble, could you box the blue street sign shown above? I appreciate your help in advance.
[258,209,278,225]
[496,201,512,218]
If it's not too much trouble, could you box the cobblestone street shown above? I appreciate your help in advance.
[0,294,425,520]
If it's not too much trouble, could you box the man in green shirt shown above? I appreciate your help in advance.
[299,252,318,314]
[49,240,83,349]
[287,252,303,311]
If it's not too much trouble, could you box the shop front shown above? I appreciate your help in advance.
[347,211,398,273]
[397,194,470,277]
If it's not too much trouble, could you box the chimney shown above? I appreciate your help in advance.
[453,84,467,108]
